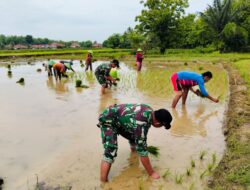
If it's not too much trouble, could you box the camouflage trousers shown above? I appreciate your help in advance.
[95,72,107,87]
[98,123,135,163]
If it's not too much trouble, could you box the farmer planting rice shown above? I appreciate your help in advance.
[171,71,219,108]
[60,60,75,73]
[94,59,120,94]
[47,59,56,76]
[136,48,144,71]
[97,103,172,182]
[53,62,67,81]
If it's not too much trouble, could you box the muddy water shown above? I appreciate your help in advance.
[0,60,228,190]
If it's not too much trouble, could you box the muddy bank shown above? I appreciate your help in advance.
[209,63,250,189]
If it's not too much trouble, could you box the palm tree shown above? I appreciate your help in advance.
[200,0,238,38]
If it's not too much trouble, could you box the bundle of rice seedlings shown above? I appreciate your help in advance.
[81,85,89,88]
[37,68,42,72]
[16,78,24,84]
[184,62,188,66]
[7,71,12,75]
[147,146,160,157]
[75,80,82,87]
[7,64,11,70]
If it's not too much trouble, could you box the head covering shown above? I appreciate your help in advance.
[88,50,93,54]
[154,109,172,130]
[137,48,142,52]
[111,59,120,68]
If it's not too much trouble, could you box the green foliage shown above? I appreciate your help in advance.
[222,22,248,51]
[226,165,250,185]
[135,0,188,53]
[200,0,236,38]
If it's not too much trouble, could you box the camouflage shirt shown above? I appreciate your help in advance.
[94,63,111,77]
[98,103,153,157]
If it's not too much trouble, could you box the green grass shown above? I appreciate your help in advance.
[233,60,250,95]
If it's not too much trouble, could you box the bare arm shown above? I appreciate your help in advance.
[140,156,160,179]
[207,94,219,103]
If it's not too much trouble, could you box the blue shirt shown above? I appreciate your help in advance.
[177,71,208,97]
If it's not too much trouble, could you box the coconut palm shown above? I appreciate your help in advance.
[200,0,238,38]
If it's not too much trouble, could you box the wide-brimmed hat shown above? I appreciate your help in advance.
[137,48,143,52]
[88,50,93,54]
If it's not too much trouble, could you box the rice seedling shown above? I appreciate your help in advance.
[36,68,42,72]
[200,170,208,179]
[212,153,217,164]
[186,168,192,176]
[16,78,24,84]
[147,146,160,157]
[7,70,12,75]
[7,64,11,70]
[191,159,195,168]
[162,168,171,179]
[207,163,214,172]
[184,62,188,66]
[198,66,203,71]
[175,173,184,184]
[199,150,207,160]
[188,182,195,190]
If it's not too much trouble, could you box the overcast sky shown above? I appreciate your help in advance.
[0,0,213,43]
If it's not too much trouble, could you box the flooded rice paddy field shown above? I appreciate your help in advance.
[0,60,228,190]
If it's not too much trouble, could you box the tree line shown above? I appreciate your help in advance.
[0,34,94,49]
[103,0,250,53]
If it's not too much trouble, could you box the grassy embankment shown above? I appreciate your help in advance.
[209,60,250,190]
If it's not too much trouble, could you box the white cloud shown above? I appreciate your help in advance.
[0,0,213,42]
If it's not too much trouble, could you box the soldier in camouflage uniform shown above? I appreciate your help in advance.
[97,103,172,182]
[94,59,120,94]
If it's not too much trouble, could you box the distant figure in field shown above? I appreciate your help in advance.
[171,71,219,108]
[97,103,172,182]
[94,59,120,94]
[85,50,93,72]
[136,48,144,71]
